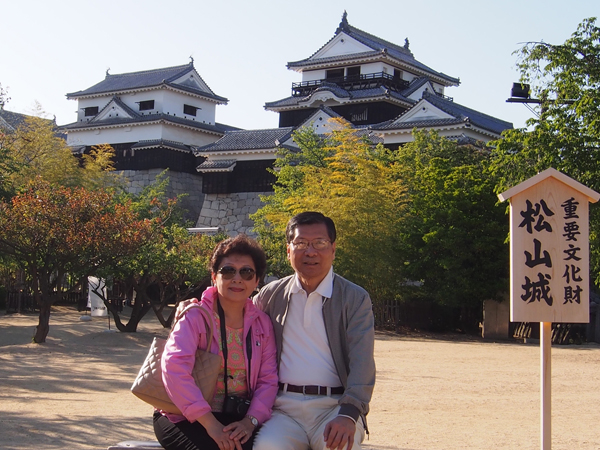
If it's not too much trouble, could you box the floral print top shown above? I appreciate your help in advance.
[211,312,248,412]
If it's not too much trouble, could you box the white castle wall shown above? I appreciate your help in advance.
[195,192,271,236]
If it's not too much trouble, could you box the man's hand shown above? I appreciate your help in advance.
[197,412,236,450]
[223,417,255,450]
[323,416,356,450]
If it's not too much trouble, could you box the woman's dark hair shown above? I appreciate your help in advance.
[209,234,267,280]
[285,211,336,243]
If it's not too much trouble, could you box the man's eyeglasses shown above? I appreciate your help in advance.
[290,239,331,250]
[217,266,256,280]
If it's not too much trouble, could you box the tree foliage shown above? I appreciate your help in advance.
[492,17,600,188]
[0,178,153,342]
[397,131,508,308]
[252,118,407,302]
[94,173,221,331]
[254,120,508,322]
[490,17,600,284]
[1,115,120,193]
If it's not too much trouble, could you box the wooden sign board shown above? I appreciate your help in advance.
[498,168,600,323]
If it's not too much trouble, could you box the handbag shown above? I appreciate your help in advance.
[131,302,221,415]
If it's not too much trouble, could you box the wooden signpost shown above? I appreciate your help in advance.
[498,168,600,450]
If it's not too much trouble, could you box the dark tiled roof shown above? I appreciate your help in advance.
[314,82,351,98]
[371,93,513,136]
[197,159,237,172]
[288,13,459,86]
[353,128,384,144]
[0,109,29,130]
[265,85,414,109]
[131,139,191,152]
[195,127,295,153]
[1,109,67,140]
[66,63,227,103]
[63,113,231,135]
[372,117,465,130]
[297,105,342,128]
[421,92,513,135]
[401,77,431,98]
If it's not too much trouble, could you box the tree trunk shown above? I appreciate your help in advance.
[33,300,51,343]
[122,290,152,331]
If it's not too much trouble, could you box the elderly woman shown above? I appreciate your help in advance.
[154,235,278,450]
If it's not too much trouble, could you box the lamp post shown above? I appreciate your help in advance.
[506,82,575,117]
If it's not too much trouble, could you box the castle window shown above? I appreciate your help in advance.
[346,66,360,78]
[326,69,344,80]
[393,69,403,79]
[138,100,155,111]
[183,104,200,116]
[83,106,99,116]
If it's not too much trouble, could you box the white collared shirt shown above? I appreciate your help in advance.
[279,267,341,387]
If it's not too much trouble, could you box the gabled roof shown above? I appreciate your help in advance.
[368,92,513,139]
[66,62,227,103]
[287,12,459,86]
[195,127,295,153]
[91,96,140,122]
[372,92,512,136]
[419,92,513,135]
[402,76,433,98]
[297,105,343,128]
[265,84,414,110]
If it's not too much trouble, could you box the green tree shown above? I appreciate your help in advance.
[0,178,153,342]
[0,84,18,200]
[253,118,407,302]
[2,115,120,193]
[491,17,600,283]
[493,17,600,188]
[94,173,221,331]
[397,131,508,314]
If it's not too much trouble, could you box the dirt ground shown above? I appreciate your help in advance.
[0,306,599,450]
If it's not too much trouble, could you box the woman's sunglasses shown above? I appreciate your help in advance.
[217,266,256,280]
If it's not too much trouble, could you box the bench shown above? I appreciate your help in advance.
[107,441,163,450]
[108,440,380,449]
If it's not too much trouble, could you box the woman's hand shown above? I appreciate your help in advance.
[198,412,236,450]
[223,417,256,450]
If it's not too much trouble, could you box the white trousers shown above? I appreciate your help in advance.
[254,391,365,450]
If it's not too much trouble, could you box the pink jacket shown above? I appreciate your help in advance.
[161,286,278,425]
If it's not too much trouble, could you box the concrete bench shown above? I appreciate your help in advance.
[107,439,380,449]
[107,441,163,450]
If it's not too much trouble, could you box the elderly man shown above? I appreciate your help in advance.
[254,211,375,450]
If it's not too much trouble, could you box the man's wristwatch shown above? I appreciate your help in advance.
[245,415,258,427]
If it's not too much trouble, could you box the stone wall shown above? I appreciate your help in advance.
[195,192,271,236]
[120,169,205,223]
[119,169,270,235]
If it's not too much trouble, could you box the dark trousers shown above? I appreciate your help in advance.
[153,411,255,450]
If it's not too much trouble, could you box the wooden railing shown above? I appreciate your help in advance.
[291,72,410,97]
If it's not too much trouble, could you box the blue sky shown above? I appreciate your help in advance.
[1,0,598,131]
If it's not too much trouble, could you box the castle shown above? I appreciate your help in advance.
[63,12,513,234]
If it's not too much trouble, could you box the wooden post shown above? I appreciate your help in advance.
[541,322,551,450]
[498,169,600,450]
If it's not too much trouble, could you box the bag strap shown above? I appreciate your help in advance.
[171,301,214,354]
[217,299,252,399]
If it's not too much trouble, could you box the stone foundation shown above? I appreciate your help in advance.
[119,169,205,223]
[195,192,271,236]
